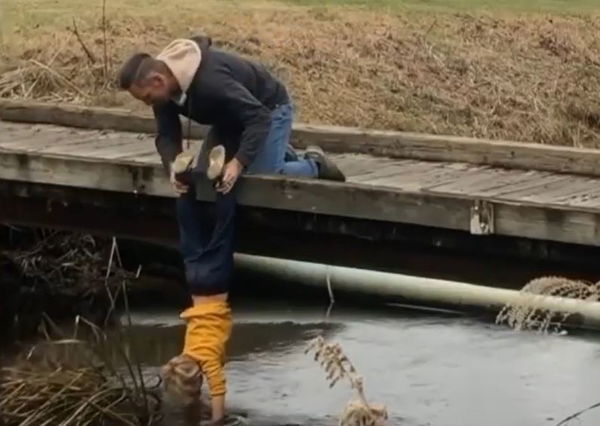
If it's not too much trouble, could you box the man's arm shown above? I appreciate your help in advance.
[153,102,183,175]
[218,78,272,167]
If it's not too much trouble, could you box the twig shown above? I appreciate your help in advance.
[104,237,118,308]
[24,40,69,98]
[424,18,438,37]
[70,18,97,64]
[102,0,108,81]
[28,59,88,98]
[121,279,150,416]
[556,401,600,426]
[325,266,335,319]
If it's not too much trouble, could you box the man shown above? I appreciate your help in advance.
[117,35,344,424]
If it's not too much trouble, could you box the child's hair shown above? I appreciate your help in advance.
[161,354,203,406]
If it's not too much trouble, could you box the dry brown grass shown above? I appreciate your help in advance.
[0,321,162,426]
[495,276,600,333]
[3,2,600,147]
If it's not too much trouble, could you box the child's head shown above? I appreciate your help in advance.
[161,354,203,406]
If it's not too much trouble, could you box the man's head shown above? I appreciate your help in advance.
[117,53,178,106]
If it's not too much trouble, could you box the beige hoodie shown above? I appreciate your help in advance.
[156,39,202,95]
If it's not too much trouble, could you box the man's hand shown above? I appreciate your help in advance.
[216,158,243,194]
[170,165,189,195]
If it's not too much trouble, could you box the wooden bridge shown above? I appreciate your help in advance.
[2,100,600,275]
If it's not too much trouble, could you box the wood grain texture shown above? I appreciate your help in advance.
[4,115,600,246]
[4,99,600,177]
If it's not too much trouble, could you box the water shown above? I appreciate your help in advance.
[122,299,600,426]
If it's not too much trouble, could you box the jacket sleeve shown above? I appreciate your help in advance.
[153,102,182,174]
[217,78,272,167]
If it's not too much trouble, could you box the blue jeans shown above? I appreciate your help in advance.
[178,103,313,295]
[245,104,318,177]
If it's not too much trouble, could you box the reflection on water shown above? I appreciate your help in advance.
[117,300,600,426]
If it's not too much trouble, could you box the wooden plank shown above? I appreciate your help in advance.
[35,134,122,153]
[481,174,568,198]
[333,154,398,178]
[0,129,96,152]
[0,148,172,196]
[514,178,600,205]
[5,100,600,178]
[423,168,536,196]
[94,144,159,160]
[119,151,162,163]
[362,162,457,188]
[292,125,600,178]
[551,186,600,208]
[0,148,471,230]
[0,99,209,140]
[495,202,600,246]
[0,123,72,138]
[24,127,153,159]
[332,157,388,178]
[401,164,490,192]
[491,176,574,200]
[38,136,126,157]
[3,147,600,246]
[351,164,419,186]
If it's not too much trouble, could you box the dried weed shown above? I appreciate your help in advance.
[496,276,600,333]
[306,336,387,426]
[3,7,600,147]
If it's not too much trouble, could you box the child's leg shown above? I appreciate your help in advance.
[176,189,236,423]
[183,190,236,298]
[174,126,238,423]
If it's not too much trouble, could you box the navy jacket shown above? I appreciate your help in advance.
[153,36,289,172]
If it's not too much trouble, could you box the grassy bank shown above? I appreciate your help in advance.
[2,0,600,147]
[283,0,600,13]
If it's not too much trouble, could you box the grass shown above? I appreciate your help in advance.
[4,0,600,32]
[282,0,600,13]
[2,0,600,147]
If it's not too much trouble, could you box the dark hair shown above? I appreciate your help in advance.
[117,52,166,90]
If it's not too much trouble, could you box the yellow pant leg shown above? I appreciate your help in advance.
[180,300,232,398]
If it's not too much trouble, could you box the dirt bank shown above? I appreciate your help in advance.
[2,2,600,147]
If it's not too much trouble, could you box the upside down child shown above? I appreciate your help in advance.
[117,33,346,423]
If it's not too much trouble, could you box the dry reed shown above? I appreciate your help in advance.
[305,336,387,426]
[1,228,160,426]
[0,317,162,426]
[1,228,139,343]
[4,230,133,291]
[495,277,600,424]
[496,276,600,333]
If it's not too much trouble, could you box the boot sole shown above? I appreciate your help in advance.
[171,151,195,175]
[305,145,346,182]
[207,145,226,181]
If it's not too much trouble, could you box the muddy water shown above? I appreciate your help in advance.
[121,298,600,426]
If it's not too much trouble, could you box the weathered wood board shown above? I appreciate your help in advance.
[2,120,600,246]
[4,100,600,178]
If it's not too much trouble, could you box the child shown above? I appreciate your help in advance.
[162,297,232,426]
[160,144,235,425]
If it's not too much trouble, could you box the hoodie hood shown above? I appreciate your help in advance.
[156,38,202,94]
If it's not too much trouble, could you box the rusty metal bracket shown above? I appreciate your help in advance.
[470,199,494,235]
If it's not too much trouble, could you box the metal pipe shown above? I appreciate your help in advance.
[235,254,600,328]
